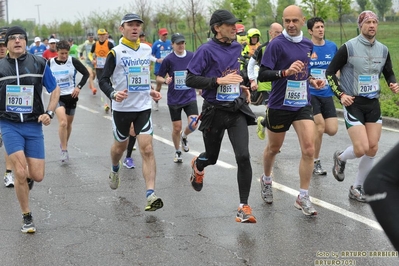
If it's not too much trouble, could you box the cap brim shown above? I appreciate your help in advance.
[224,18,242,24]
[121,19,144,26]
[173,38,185,43]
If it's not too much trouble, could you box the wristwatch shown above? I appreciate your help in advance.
[77,84,82,89]
[111,91,117,100]
[46,110,54,119]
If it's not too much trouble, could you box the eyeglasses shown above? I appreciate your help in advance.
[8,34,26,41]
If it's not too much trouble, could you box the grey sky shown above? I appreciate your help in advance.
[9,0,212,25]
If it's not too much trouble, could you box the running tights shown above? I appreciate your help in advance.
[364,142,399,251]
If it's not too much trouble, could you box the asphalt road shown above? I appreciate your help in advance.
[0,83,398,266]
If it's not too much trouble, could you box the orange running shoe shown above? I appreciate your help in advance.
[190,157,204,191]
[236,204,257,223]
[91,87,97,95]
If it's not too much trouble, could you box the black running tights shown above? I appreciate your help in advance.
[364,142,399,251]
[196,109,252,205]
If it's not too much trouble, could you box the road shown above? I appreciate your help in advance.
[0,84,398,266]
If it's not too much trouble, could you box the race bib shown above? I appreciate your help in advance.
[174,71,189,90]
[358,75,379,98]
[53,70,71,90]
[6,85,34,113]
[216,83,240,101]
[127,66,151,92]
[310,68,328,89]
[283,80,307,107]
[96,57,106,68]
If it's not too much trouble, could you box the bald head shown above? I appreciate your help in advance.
[283,5,303,17]
[282,5,305,37]
[269,23,283,40]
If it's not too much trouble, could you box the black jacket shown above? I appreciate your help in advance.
[0,53,49,122]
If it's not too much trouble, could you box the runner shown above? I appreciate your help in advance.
[99,13,163,211]
[152,28,172,111]
[156,33,198,163]
[28,36,47,57]
[91,28,114,112]
[364,143,399,251]
[0,26,60,233]
[307,17,338,176]
[186,9,258,223]
[42,38,58,60]
[79,33,97,95]
[48,40,90,163]
[257,5,325,215]
[326,10,399,202]
[0,29,14,187]
[247,22,283,139]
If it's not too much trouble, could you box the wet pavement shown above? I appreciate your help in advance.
[0,84,398,266]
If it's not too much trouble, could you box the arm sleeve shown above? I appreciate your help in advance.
[247,57,257,81]
[90,43,96,54]
[186,71,218,90]
[150,55,157,62]
[382,52,397,85]
[258,66,283,82]
[72,57,90,88]
[325,44,348,99]
[99,51,116,99]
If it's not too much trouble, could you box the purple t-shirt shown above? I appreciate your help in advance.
[261,34,313,111]
[187,39,242,104]
[158,51,196,106]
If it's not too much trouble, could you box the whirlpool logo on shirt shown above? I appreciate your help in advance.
[121,57,150,67]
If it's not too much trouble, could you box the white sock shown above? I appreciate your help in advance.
[182,131,187,138]
[299,189,308,198]
[339,146,357,161]
[262,174,272,184]
[353,155,374,187]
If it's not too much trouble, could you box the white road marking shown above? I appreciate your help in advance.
[84,106,383,231]
[154,133,382,231]
[78,105,100,114]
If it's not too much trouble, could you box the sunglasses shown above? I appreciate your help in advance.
[8,34,26,41]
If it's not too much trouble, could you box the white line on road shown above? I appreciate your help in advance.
[90,107,383,231]
[154,133,382,231]
[78,105,100,114]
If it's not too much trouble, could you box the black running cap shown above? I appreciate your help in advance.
[210,10,241,26]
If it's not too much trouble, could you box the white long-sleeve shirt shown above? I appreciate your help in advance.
[247,57,259,82]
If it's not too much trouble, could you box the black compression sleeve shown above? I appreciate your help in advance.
[72,57,89,88]
[186,71,218,90]
[99,52,117,99]
[326,44,348,99]
[382,52,397,85]
[257,66,283,82]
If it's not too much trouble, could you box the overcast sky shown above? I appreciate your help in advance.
[8,0,212,25]
[8,0,136,24]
